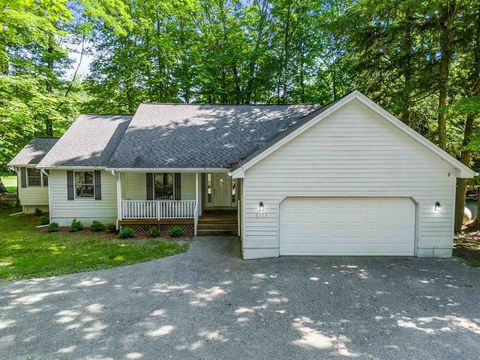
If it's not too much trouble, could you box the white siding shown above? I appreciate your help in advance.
[18,186,49,206]
[49,170,117,226]
[242,99,456,259]
[181,173,196,200]
[124,172,146,200]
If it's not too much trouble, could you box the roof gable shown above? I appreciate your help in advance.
[8,138,58,166]
[229,91,476,179]
[38,115,132,168]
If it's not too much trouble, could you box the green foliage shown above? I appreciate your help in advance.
[118,226,134,239]
[105,223,118,233]
[148,226,160,238]
[69,219,84,232]
[40,216,49,225]
[91,220,104,232]
[34,208,43,217]
[169,225,182,238]
[0,208,188,280]
[47,222,59,232]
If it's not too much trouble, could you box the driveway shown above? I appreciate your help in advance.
[0,237,479,360]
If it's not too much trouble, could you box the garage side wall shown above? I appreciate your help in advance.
[242,100,456,259]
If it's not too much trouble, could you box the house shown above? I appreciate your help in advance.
[9,91,476,259]
[8,137,58,214]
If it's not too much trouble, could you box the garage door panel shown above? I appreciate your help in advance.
[280,197,415,256]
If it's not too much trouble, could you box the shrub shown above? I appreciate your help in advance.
[34,208,43,217]
[169,225,182,238]
[48,222,59,232]
[105,223,118,233]
[69,219,84,232]
[91,220,104,232]
[118,227,134,239]
[148,226,160,238]
[40,216,50,225]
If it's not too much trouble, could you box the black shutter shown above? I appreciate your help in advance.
[20,168,27,188]
[174,173,181,200]
[67,171,74,200]
[94,170,102,200]
[146,173,154,200]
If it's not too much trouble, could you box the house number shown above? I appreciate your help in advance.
[256,213,267,218]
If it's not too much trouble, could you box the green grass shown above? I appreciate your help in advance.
[2,176,17,193]
[0,208,189,280]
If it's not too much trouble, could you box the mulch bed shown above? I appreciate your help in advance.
[454,232,480,267]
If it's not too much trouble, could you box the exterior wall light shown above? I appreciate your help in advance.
[259,201,265,212]
[434,202,441,213]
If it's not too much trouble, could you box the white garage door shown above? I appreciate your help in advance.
[280,197,415,256]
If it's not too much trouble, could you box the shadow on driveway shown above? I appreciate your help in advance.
[0,236,479,359]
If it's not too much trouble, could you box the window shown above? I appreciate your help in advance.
[154,173,174,199]
[231,180,236,204]
[207,173,212,203]
[75,171,95,198]
[27,168,42,187]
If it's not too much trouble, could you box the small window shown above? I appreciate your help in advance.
[154,173,174,200]
[27,168,42,187]
[207,173,212,203]
[231,180,236,204]
[75,171,95,198]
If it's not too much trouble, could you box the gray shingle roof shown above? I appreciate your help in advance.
[108,104,320,169]
[38,115,132,167]
[8,138,59,166]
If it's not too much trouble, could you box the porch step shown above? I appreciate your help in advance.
[197,229,238,236]
[197,210,238,236]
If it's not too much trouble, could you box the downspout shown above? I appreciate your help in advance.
[41,168,51,222]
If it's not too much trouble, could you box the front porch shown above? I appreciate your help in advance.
[114,171,240,236]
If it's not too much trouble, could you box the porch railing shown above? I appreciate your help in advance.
[121,200,196,220]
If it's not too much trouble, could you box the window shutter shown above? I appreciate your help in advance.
[67,171,74,200]
[146,173,154,200]
[94,170,102,200]
[20,168,27,188]
[174,173,181,200]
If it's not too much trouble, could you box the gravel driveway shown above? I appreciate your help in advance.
[1,237,479,360]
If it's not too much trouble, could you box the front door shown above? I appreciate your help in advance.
[212,173,232,207]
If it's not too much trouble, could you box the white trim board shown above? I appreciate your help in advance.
[229,91,476,179]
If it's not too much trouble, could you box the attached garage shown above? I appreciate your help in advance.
[279,197,415,256]
[232,92,476,260]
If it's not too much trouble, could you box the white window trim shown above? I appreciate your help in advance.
[74,170,96,200]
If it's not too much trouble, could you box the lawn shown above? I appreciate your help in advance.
[0,207,189,280]
[2,175,17,193]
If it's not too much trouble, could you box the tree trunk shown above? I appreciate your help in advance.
[282,2,292,102]
[45,35,54,137]
[454,113,475,233]
[0,178,6,194]
[400,8,414,126]
[437,3,455,150]
[458,10,480,232]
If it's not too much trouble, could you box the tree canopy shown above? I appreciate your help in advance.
[1,0,479,229]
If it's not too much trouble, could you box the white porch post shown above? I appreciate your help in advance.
[115,172,122,229]
[195,172,199,236]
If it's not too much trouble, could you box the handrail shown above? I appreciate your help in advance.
[121,200,196,219]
